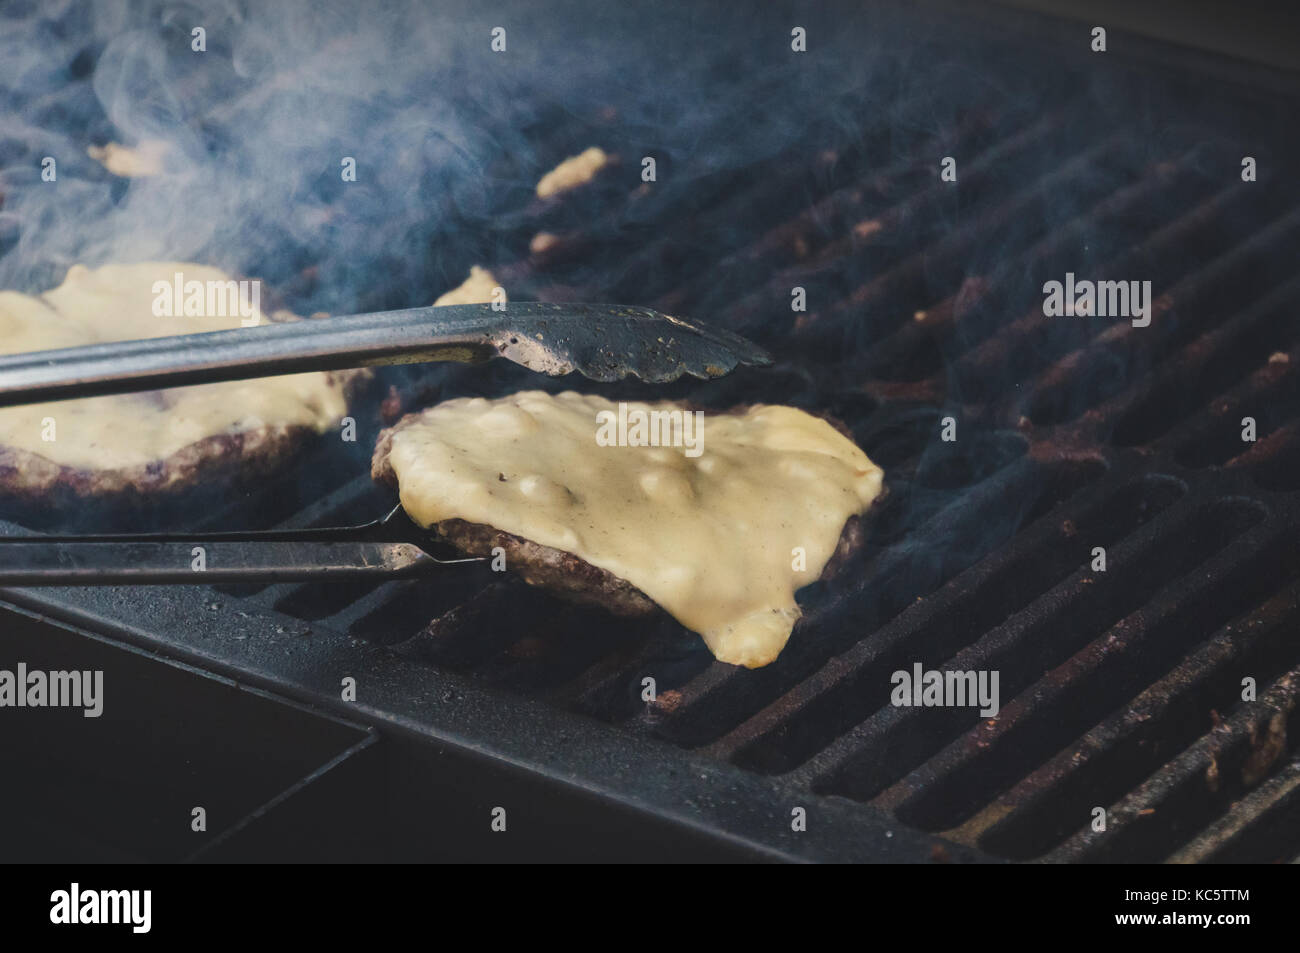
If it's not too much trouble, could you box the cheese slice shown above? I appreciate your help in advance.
[385,390,884,667]
[0,262,352,472]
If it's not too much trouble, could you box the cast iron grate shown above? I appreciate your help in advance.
[224,84,1299,859]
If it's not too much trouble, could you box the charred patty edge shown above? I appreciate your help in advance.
[371,399,882,616]
[0,368,370,503]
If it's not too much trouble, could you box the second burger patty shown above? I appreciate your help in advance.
[0,261,364,500]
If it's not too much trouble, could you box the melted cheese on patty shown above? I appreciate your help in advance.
[385,391,884,667]
[0,262,351,472]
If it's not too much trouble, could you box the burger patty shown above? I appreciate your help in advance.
[371,397,878,632]
[374,424,655,615]
[0,372,365,503]
[0,262,367,503]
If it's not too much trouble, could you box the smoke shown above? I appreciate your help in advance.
[0,0,928,315]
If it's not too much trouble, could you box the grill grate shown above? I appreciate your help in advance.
[3,2,1299,862]
[216,94,1299,858]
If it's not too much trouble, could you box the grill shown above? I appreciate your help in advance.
[2,0,1299,862]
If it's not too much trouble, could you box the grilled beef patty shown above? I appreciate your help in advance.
[0,262,367,504]
[371,396,878,644]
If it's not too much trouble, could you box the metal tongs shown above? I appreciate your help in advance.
[0,302,771,585]
[0,301,770,405]
[0,505,477,586]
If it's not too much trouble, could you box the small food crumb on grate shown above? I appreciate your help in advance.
[650,689,683,713]
[87,139,170,176]
[536,147,610,199]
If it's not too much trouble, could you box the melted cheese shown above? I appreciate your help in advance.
[432,266,504,307]
[386,391,884,667]
[0,262,351,472]
[536,147,609,199]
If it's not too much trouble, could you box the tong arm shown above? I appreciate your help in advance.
[0,506,481,586]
